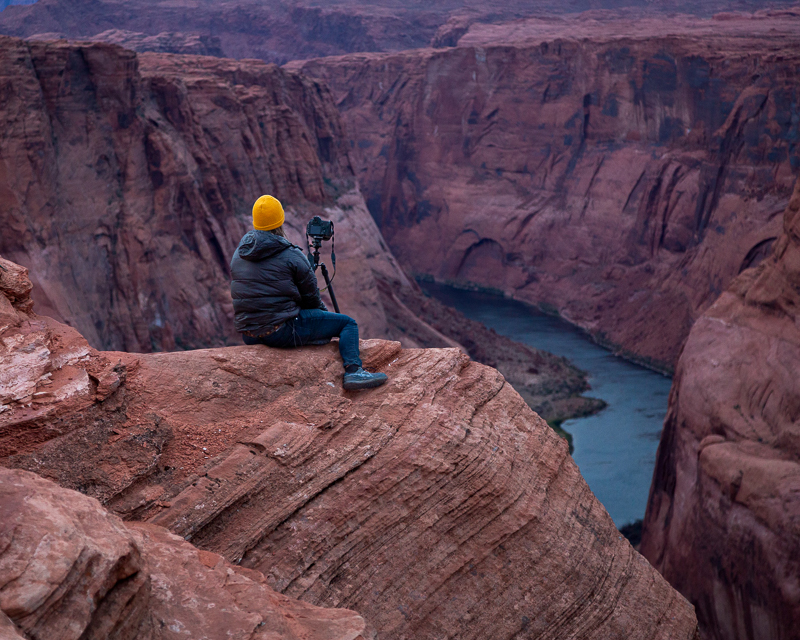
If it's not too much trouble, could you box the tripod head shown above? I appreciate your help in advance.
[307,235,324,269]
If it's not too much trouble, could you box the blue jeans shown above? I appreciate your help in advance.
[242,308,362,369]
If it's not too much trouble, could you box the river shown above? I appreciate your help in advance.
[421,282,672,527]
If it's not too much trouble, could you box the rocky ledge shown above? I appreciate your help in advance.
[0,256,699,638]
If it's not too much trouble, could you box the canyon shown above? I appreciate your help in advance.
[0,36,597,423]
[641,177,800,640]
[291,10,800,372]
[0,5,798,640]
[0,255,700,639]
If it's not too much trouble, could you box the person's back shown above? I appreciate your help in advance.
[230,229,324,336]
[230,195,388,391]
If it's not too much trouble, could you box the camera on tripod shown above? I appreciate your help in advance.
[305,216,339,313]
[307,216,334,241]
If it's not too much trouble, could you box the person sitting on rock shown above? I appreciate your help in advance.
[230,194,388,391]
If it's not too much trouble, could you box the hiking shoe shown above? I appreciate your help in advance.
[343,367,388,391]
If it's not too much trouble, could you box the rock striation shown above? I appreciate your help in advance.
[0,259,700,639]
[640,178,800,640]
[0,466,365,640]
[0,0,441,64]
[291,12,800,371]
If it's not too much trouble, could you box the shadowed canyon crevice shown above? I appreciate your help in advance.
[291,11,800,372]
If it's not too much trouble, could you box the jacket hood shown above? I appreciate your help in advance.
[237,230,294,261]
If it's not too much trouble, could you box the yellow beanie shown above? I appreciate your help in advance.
[252,195,285,231]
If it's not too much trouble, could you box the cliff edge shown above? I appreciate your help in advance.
[641,178,800,640]
[0,256,699,639]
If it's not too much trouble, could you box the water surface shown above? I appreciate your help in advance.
[421,282,672,527]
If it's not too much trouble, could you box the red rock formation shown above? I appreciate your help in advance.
[0,36,435,353]
[291,12,800,371]
[0,466,365,640]
[3,0,799,64]
[640,178,800,640]
[27,29,226,56]
[0,0,442,64]
[0,258,700,639]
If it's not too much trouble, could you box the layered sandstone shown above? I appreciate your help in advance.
[0,466,365,640]
[640,178,800,640]
[291,12,800,371]
[0,259,699,639]
[0,0,441,64]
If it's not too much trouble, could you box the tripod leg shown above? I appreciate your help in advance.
[319,263,340,314]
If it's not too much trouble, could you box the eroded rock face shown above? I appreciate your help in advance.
[3,0,799,64]
[0,466,365,640]
[640,178,800,640]
[291,12,800,371]
[28,29,226,56]
[0,260,699,640]
[0,37,429,353]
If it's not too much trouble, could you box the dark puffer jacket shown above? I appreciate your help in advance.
[230,230,325,334]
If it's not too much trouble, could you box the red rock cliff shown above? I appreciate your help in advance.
[3,0,799,64]
[640,177,800,640]
[0,37,436,353]
[0,258,700,639]
[291,12,800,371]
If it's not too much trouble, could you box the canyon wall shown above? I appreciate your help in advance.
[0,0,442,64]
[3,0,800,64]
[0,37,436,353]
[292,12,800,371]
[0,256,699,639]
[640,178,800,640]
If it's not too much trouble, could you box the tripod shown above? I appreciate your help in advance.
[308,236,340,314]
